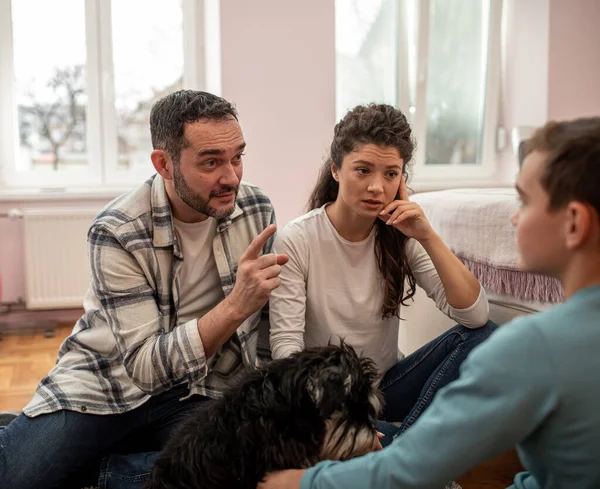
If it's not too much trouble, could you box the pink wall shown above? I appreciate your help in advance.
[501,0,550,130]
[547,0,600,120]
[220,0,336,226]
[0,211,25,303]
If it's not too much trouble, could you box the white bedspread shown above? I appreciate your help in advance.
[411,188,562,304]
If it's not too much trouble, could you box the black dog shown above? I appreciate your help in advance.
[145,343,382,489]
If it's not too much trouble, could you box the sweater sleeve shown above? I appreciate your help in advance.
[406,238,489,328]
[269,224,309,359]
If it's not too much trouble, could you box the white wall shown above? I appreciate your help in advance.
[220,0,336,226]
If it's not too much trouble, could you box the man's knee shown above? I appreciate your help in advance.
[0,414,60,489]
[98,452,160,489]
[0,410,118,489]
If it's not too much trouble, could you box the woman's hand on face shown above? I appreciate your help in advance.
[378,176,435,242]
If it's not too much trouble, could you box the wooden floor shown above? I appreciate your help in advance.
[0,325,523,488]
[0,324,74,411]
[457,450,523,489]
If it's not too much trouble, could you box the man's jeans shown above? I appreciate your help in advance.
[0,384,205,489]
[97,321,497,489]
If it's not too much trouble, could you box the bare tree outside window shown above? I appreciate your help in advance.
[19,65,87,171]
[11,0,89,177]
[4,0,197,188]
[111,0,184,171]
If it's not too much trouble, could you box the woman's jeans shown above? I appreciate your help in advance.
[97,322,498,489]
[376,321,497,445]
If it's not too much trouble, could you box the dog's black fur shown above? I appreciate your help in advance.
[145,343,382,489]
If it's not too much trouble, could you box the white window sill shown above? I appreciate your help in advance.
[409,179,514,194]
[0,186,132,202]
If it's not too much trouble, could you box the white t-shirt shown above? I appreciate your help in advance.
[173,217,224,324]
[269,205,489,374]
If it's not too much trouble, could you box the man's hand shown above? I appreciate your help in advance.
[257,469,306,489]
[227,224,289,319]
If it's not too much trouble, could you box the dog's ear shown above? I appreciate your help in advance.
[306,366,352,416]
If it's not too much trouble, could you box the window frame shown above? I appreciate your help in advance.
[0,0,214,191]
[408,0,503,185]
[334,0,504,188]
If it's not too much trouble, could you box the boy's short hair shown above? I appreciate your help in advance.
[525,118,600,217]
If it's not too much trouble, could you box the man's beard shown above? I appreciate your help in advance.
[173,165,238,219]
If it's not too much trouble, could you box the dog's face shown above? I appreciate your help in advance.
[297,343,383,460]
[146,343,383,489]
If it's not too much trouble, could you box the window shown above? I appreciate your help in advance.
[107,0,185,183]
[335,0,400,117]
[335,0,502,184]
[0,0,214,190]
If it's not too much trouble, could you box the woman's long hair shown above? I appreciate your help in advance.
[308,104,416,319]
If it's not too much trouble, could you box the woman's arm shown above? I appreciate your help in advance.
[417,232,481,309]
[405,237,489,327]
[269,227,309,359]
[380,176,488,325]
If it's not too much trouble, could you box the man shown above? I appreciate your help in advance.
[259,117,600,489]
[0,90,288,489]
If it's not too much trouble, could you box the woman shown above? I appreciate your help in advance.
[269,104,496,442]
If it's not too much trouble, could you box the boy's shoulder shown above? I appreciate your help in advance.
[474,289,599,367]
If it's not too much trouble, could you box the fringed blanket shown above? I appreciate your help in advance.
[411,188,562,304]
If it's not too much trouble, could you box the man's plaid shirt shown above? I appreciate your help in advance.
[24,175,275,417]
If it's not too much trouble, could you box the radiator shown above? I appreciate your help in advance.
[23,209,98,309]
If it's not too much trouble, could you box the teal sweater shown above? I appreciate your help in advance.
[301,285,600,489]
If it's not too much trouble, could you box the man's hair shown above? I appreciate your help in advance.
[149,90,238,163]
[525,117,600,217]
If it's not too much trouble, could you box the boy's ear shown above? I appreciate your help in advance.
[564,202,594,249]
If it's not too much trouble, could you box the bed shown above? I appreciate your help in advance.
[398,188,559,354]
